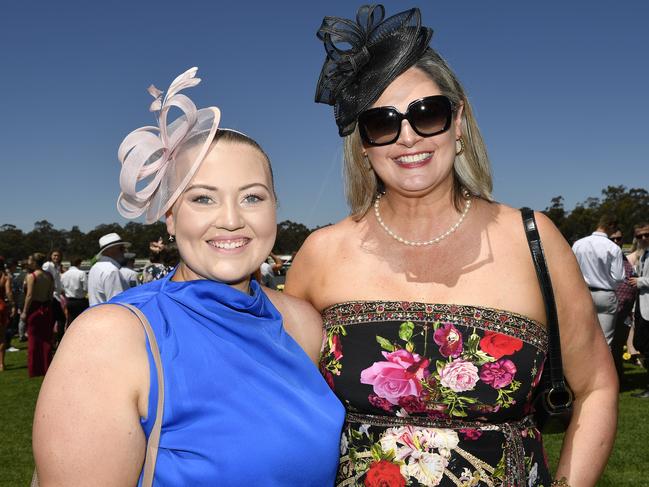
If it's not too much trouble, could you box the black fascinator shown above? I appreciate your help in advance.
[315,4,432,137]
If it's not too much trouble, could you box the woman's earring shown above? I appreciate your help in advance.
[168,235,175,243]
[455,136,465,156]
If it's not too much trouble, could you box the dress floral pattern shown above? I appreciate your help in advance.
[322,301,552,487]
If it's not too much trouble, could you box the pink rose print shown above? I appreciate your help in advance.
[331,334,343,361]
[439,359,479,392]
[433,323,464,358]
[479,359,517,389]
[361,350,430,405]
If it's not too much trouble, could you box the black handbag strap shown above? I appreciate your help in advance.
[521,208,569,394]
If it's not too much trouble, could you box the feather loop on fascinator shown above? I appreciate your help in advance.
[117,67,220,223]
[314,4,432,136]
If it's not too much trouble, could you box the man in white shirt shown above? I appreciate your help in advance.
[88,233,131,306]
[119,253,140,288]
[42,250,64,301]
[61,256,89,326]
[572,216,624,347]
[259,253,282,289]
[629,222,649,398]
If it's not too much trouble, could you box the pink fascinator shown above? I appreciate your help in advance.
[117,67,221,223]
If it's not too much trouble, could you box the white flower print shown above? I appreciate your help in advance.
[405,450,447,486]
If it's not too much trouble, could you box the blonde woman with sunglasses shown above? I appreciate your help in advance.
[286,4,616,486]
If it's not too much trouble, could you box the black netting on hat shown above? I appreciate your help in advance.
[315,4,433,136]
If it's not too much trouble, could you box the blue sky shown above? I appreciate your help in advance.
[1,0,647,232]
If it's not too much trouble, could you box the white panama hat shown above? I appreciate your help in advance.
[98,233,131,255]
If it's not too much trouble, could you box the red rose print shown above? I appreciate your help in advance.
[433,323,464,358]
[322,370,335,390]
[397,395,427,413]
[479,331,523,359]
[364,460,405,487]
[331,334,343,361]
[368,394,394,412]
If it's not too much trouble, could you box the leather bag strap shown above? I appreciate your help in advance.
[520,208,567,391]
[118,303,165,487]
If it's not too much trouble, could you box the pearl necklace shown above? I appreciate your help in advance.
[373,191,472,246]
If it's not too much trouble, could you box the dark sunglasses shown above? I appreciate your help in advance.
[358,95,455,147]
[609,236,623,242]
[635,232,649,240]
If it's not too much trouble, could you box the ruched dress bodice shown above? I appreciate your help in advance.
[321,300,551,487]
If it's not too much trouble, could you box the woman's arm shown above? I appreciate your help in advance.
[33,304,150,486]
[536,212,617,486]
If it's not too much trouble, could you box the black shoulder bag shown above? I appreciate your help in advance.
[521,208,574,433]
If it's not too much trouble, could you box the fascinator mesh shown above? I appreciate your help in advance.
[117,67,221,223]
[315,4,432,136]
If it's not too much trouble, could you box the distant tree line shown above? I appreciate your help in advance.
[542,185,649,245]
[2,185,646,261]
[0,219,326,262]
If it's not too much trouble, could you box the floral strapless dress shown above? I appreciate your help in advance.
[321,301,552,487]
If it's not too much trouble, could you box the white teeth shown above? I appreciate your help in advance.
[208,239,247,249]
[396,152,432,164]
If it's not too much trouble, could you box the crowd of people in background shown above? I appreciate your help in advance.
[0,232,179,376]
[572,216,649,398]
[1,218,647,394]
[0,231,292,376]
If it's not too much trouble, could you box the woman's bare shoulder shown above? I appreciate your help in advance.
[47,304,150,402]
[300,217,358,252]
[285,216,361,299]
[483,202,571,266]
[65,304,145,345]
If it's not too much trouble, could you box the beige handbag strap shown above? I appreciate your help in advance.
[31,303,165,487]
[120,303,165,487]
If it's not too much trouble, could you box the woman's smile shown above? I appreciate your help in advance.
[393,150,433,168]
[206,236,251,253]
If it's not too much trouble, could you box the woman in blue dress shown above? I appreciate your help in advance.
[33,67,344,486]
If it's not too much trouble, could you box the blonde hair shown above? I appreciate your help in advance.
[343,48,493,220]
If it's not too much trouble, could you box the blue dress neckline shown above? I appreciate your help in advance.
[157,271,280,325]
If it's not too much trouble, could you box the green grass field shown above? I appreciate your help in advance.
[1,338,647,486]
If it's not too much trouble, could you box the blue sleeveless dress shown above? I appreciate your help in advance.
[108,273,344,486]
